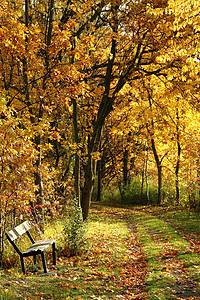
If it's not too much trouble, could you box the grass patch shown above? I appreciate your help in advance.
[129,208,200,299]
[136,206,200,236]
[0,207,142,300]
[1,204,200,299]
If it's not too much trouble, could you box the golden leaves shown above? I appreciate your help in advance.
[91,152,102,161]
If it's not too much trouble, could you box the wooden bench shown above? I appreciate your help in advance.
[6,220,56,274]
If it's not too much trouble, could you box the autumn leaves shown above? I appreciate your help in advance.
[0,0,199,233]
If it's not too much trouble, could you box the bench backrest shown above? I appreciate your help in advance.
[6,221,35,255]
[6,221,32,241]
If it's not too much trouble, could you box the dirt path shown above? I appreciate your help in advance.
[122,222,149,300]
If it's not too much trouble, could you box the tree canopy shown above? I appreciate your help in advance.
[0,0,199,231]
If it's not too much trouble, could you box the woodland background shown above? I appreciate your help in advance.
[0,0,199,262]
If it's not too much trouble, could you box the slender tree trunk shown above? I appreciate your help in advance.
[146,85,163,206]
[23,0,42,225]
[123,148,129,187]
[35,0,54,227]
[141,164,144,199]
[97,160,102,202]
[34,133,44,225]
[0,184,3,267]
[81,155,96,220]
[151,138,162,205]
[175,140,181,205]
[157,164,162,205]
[146,171,150,203]
[175,106,181,205]
[72,98,81,206]
[197,159,200,199]
[23,0,56,229]
[97,150,106,202]
[74,153,81,205]
[145,148,150,203]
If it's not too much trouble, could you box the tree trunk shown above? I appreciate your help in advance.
[23,0,44,227]
[151,138,163,205]
[81,156,96,220]
[78,16,118,219]
[0,184,3,267]
[197,159,200,199]
[146,171,150,203]
[97,160,102,202]
[34,133,45,230]
[145,149,150,203]
[175,140,181,205]
[81,180,93,221]
[146,84,163,205]
[141,160,145,199]
[72,98,81,206]
[123,148,129,187]
[74,154,81,205]
[175,106,181,205]
[157,164,162,205]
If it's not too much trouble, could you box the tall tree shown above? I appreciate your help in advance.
[60,0,198,219]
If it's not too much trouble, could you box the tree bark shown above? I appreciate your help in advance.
[141,160,145,199]
[81,155,96,220]
[0,183,3,267]
[123,148,129,187]
[145,148,150,203]
[80,28,117,219]
[23,0,43,225]
[175,105,181,205]
[175,138,181,205]
[34,133,44,225]
[72,98,81,206]
[151,138,163,205]
[97,160,102,202]
[146,83,163,206]
[197,159,200,199]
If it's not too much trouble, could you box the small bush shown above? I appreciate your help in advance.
[61,201,89,257]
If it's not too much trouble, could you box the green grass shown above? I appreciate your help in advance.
[0,208,133,300]
[129,208,200,299]
[136,206,200,235]
[1,204,200,299]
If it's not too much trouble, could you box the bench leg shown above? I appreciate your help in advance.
[20,256,26,274]
[33,254,37,265]
[52,243,56,265]
[41,252,47,273]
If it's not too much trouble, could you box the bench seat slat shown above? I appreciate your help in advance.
[23,239,55,254]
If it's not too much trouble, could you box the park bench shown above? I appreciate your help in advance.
[6,220,56,274]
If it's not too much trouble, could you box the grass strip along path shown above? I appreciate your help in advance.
[131,207,200,300]
[0,205,200,299]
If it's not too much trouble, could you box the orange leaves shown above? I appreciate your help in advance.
[0,103,37,221]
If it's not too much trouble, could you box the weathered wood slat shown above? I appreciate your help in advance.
[23,239,55,254]
[6,221,31,241]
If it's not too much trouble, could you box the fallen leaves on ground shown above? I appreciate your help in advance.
[1,205,200,299]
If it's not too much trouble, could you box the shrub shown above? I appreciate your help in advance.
[61,201,89,257]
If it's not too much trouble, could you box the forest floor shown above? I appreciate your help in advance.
[0,204,200,299]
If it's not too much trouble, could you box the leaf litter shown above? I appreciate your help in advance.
[1,205,200,299]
